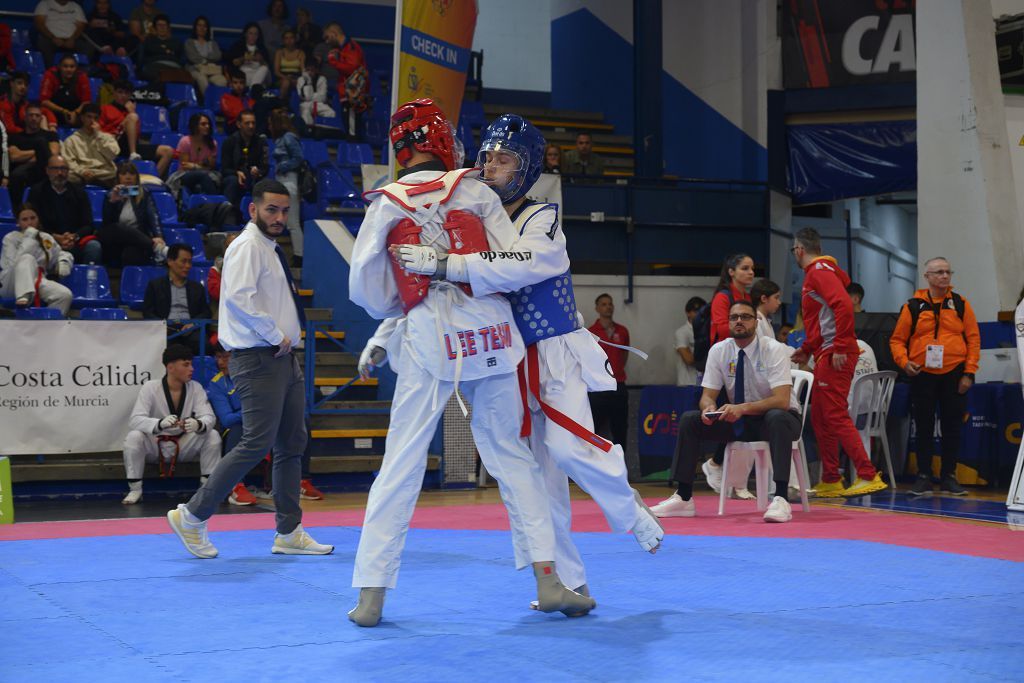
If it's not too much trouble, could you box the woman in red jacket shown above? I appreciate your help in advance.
[710,253,754,344]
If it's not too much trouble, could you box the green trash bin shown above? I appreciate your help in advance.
[0,456,13,524]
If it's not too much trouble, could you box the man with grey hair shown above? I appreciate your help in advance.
[889,257,980,496]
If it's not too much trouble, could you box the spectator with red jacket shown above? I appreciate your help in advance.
[40,54,91,127]
[99,80,174,175]
[710,253,754,345]
[323,21,369,137]
[790,227,886,498]
[219,71,255,134]
[0,72,58,133]
[588,293,630,449]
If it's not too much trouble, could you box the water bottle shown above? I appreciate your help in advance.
[85,268,98,300]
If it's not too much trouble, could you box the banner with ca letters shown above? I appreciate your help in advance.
[0,321,166,455]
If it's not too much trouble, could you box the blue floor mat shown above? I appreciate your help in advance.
[1,527,1022,682]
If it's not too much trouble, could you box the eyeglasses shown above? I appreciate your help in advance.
[925,270,953,276]
[728,314,756,322]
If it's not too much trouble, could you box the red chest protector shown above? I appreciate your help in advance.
[365,169,492,313]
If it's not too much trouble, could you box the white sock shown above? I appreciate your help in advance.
[180,505,202,524]
[128,481,142,493]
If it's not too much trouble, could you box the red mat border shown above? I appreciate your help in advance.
[1,498,1021,562]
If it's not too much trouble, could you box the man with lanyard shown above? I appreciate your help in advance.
[367,114,663,613]
[122,344,221,504]
[347,99,595,627]
[166,179,333,559]
[650,300,804,523]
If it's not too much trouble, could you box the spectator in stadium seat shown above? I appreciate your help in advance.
[34,0,91,66]
[184,16,226,97]
[28,154,102,263]
[97,161,166,266]
[221,110,268,207]
[226,23,271,87]
[268,108,303,266]
[140,14,185,83]
[588,293,630,448]
[220,71,255,134]
[274,29,304,102]
[167,112,220,195]
[296,58,334,128]
[85,0,130,57]
[323,22,369,138]
[259,0,291,56]
[100,80,175,175]
[294,6,321,55]
[0,203,73,315]
[121,344,222,505]
[143,243,211,353]
[7,103,61,206]
[543,143,561,174]
[40,53,91,127]
[847,281,865,313]
[675,296,705,387]
[0,72,57,133]
[128,0,161,43]
[61,102,119,187]
[562,131,605,176]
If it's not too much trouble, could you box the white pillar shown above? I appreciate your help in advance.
[917,0,1024,318]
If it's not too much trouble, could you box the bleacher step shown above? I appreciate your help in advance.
[313,377,377,387]
[300,330,345,340]
[311,428,388,438]
[310,412,389,430]
[308,455,441,474]
[304,308,333,322]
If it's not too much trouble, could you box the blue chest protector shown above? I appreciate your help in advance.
[506,202,580,346]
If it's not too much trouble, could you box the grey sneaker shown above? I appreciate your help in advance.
[533,562,596,617]
[348,587,386,627]
[940,476,968,496]
[908,474,933,497]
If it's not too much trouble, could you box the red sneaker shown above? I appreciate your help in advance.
[229,482,258,506]
[300,479,324,500]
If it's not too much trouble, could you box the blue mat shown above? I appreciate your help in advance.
[1,527,1022,682]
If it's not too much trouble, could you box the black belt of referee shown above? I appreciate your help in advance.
[233,345,292,355]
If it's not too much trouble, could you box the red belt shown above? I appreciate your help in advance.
[33,267,44,307]
[517,344,612,452]
[157,435,181,478]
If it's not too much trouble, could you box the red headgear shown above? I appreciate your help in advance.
[389,98,462,171]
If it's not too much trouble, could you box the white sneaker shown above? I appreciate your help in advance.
[121,488,142,505]
[129,152,142,161]
[166,504,218,558]
[732,487,755,500]
[271,524,334,555]
[153,244,168,264]
[702,459,723,493]
[630,489,665,553]
[763,496,792,523]
[649,493,696,518]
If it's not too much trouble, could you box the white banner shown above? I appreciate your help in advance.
[526,173,562,208]
[0,321,166,455]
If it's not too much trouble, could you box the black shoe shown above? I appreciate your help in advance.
[907,474,933,497]
[941,476,968,496]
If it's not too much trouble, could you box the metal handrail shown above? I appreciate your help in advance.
[302,319,385,417]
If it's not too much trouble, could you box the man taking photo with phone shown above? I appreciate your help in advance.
[650,299,804,523]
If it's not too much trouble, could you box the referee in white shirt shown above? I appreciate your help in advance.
[651,299,804,523]
[167,179,333,558]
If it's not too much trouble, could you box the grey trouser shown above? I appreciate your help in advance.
[187,347,308,533]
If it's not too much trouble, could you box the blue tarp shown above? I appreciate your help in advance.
[787,121,916,204]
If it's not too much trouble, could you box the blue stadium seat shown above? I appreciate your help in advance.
[317,166,359,216]
[27,73,42,101]
[178,107,216,135]
[149,131,182,148]
[80,307,128,320]
[89,77,103,101]
[300,139,330,169]
[0,222,16,244]
[132,159,159,176]
[204,85,230,112]
[188,266,211,296]
[66,265,116,308]
[152,192,184,229]
[363,117,388,152]
[343,142,374,169]
[120,266,165,309]
[193,355,218,387]
[14,50,44,74]
[15,307,63,320]
[162,227,210,265]
[0,187,14,221]
[187,194,228,211]
[85,188,106,226]
[239,193,252,212]
[165,83,198,107]
[57,127,74,141]
[9,28,30,50]
[136,104,171,134]
[213,133,226,164]
[460,100,485,130]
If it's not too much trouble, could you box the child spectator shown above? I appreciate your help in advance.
[100,80,174,174]
[296,58,333,127]
[220,71,255,134]
[61,102,119,187]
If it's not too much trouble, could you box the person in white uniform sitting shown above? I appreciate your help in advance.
[121,344,221,504]
[0,203,73,315]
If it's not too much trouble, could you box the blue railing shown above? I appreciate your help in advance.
[302,319,388,417]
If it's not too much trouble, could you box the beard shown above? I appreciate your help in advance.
[730,326,755,341]
[255,212,286,237]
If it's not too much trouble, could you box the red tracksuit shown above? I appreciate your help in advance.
[799,256,877,483]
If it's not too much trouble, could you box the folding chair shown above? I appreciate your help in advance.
[849,370,898,486]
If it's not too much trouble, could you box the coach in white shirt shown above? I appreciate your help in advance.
[651,299,804,523]
[166,179,332,559]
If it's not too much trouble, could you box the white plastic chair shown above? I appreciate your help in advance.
[848,370,897,486]
[718,369,814,515]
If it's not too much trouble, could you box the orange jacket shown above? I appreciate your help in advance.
[889,287,980,375]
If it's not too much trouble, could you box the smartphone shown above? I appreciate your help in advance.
[703,410,725,419]
[125,185,140,196]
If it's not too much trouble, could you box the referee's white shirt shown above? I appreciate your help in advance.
[218,222,301,350]
[702,335,800,413]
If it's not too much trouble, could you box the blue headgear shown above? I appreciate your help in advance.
[476,114,546,203]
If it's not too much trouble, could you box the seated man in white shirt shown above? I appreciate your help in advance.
[122,344,222,504]
[651,300,804,523]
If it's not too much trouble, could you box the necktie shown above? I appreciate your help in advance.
[733,348,746,437]
[274,244,307,329]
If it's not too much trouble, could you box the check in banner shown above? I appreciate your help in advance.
[394,0,478,123]
[0,321,165,455]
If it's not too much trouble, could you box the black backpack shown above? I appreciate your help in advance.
[906,292,966,339]
[692,289,734,372]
